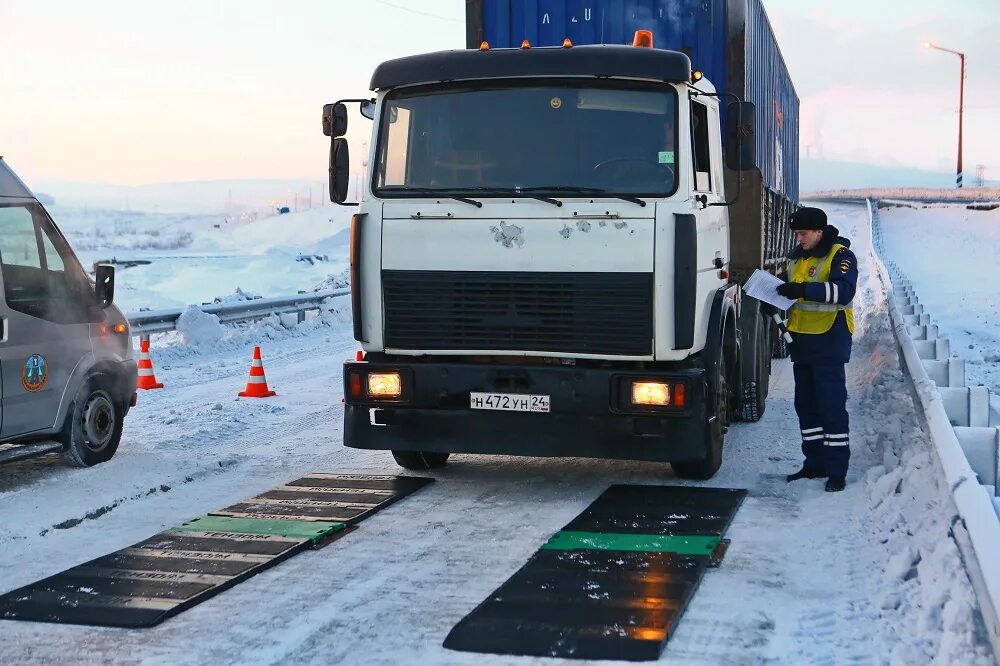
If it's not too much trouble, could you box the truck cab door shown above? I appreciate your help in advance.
[0,201,95,440]
[689,96,729,271]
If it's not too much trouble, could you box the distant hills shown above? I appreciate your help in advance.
[801,159,997,192]
[27,160,997,213]
[30,178,329,215]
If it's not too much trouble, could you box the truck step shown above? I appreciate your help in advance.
[0,441,64,466]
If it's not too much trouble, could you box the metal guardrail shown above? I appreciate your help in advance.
[868,199,1000,662]
[125,288,350,336]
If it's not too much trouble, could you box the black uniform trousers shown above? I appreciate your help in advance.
[792,362,850,478]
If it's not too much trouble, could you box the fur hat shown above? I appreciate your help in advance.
[788,207,827,230]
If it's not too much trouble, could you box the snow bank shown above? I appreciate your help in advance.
[150,288,352,364]
[176,306,226,345]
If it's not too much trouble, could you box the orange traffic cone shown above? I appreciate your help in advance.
[238,346,276,398]
[136,339,164,390]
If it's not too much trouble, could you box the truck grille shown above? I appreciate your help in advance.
[382,271,653,356]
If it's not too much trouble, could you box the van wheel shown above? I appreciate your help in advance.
[61,374,123,467]
[391,450,450,470]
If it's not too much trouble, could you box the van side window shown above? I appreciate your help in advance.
[690,100,712,192]
[0,203,95,323]
[0,207,42,269]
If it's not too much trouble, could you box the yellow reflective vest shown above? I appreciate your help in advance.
[787,243,855,335]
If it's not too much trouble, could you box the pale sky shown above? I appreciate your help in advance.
[1,0,997,187]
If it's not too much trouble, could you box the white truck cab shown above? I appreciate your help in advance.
[325,41,772,479]
[0,158,137,467]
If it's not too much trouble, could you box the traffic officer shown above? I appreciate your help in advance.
[775,206,858,492]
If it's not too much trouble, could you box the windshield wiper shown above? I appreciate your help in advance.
[450,187,562,207]
[518,186,647,207]
[377,186,482,208]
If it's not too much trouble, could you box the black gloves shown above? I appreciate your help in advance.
[776,281,807,300]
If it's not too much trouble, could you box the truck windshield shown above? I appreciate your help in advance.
[373,81,678,198]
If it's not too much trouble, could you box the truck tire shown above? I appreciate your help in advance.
[739,312,770,422]
[60,373,124,467]
[672,353,728,480]
[772,321,790,359]
[391,450,450,470]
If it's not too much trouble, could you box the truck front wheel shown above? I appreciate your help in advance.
[61,374,124,467]
[391,450,450,470]
[672,359,729,480]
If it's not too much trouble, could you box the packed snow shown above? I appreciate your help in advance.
[46,203,355,311]
[0,203,994,664]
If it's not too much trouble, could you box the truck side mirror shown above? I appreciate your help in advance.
[322,102,349,137]
[330,137,351,203]
[360,99,376,120]
[94,263,115,308]
[726,101,757,171]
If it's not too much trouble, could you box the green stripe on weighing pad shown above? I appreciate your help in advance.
[174,515,346,542]
[541,531,720,555]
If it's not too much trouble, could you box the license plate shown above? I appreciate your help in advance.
[470,392,550,413]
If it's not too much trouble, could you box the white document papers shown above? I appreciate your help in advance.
[743,269,798,311]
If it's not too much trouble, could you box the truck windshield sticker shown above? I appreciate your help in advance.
[22,354,48,392]
[658,151,675,164]
[549,96,562,109]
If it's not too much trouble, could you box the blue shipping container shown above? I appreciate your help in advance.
[466,0,799,202]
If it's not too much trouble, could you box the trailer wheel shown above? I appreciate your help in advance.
[672,352,729,480]
[61,374,124,468]
[391,450,450,470]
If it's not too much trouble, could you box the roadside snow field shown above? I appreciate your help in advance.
[878,202,1000,417]
[46,204,355,311]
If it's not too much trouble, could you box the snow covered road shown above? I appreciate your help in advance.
[1,204,992,664]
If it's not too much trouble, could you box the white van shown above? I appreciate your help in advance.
[0,158,137,467]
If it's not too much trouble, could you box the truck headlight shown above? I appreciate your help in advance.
[367,372,402,399]
[631,381,670,406]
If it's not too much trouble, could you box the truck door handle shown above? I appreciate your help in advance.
[0,316,7,343]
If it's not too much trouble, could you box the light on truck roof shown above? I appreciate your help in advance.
[479,41,490,51]
[633,30,654,48]
[520,39,531,49]
[562,38,573,48]
[692,70,704,82]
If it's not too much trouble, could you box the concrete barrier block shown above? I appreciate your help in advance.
[907,324,927,340]
[954,426,999,487]
[937,338,950,360]
[949,359,967,388]
[923,360,949,386]
[971,386,991,428]
[904,314,920,326]
[913,340,936,360]
[941,387,972,426]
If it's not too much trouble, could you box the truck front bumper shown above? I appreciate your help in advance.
[343,360,710,463]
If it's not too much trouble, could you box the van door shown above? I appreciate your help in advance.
[0,201,96,439]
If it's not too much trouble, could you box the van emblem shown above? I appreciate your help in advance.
[22,354,48,392]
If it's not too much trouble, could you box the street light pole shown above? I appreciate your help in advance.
[923,41,966,188]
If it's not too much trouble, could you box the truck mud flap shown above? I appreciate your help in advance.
[0,474,432,628]
[443,484,746,661]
